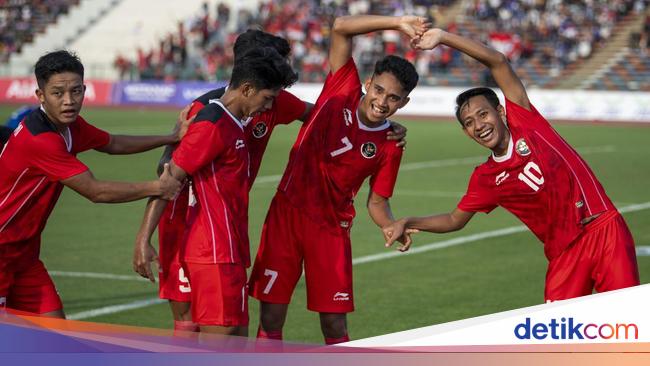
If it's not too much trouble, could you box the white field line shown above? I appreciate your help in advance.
[49,271,148,281]
[66,298,166,320]
[252,145,616,185]
[61,199,649,320]
[636,246,650,256]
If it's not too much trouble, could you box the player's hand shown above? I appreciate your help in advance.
[387,121,407,149]
[383,219,419,252]
[398,16,431,43]
[159,163,182,200]
[133,239,159,283]
[412,28,444,50]
[173,104,196,142]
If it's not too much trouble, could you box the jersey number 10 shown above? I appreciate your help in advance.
[518,161,544,191]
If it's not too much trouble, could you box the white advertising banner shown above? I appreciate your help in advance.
[344,284,650,347]
[287,84,650,123]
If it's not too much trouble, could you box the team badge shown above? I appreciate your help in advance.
[343,108,353,126]
[361,142,377,159]
[515,138,531,156]
[252,122,268,138]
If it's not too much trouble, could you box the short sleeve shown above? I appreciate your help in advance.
[505,99,555,135]
[188,100,206,119]
[315,58,361,107]
[370,146,403,199]
[273,90,306,125]
[172,121,224,175]
[457,168,498,213]
[31,135,89,181]
[72,117,110,153]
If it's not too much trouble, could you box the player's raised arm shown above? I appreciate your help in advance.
[383,208,475,247]
[329,15,429,74]
[415,29,529,110]
[97,105,194,155]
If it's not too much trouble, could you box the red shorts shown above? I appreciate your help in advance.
[0,238,62,314]
[249,192,354,313]
[545,210,640,301]
[184,262,248,327]
[158,188,192,302]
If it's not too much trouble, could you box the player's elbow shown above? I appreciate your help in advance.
[489,52,509,69]
[79,182,109,203]
[448,215,470,232]
[448,220,466,232]
[332,16,351,35]
[86,190,106,203]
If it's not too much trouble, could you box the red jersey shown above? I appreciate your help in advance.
[278,58,403,230]
[188,88,306,184]
[172,101,251,265]
[0,108,109,246]
[458,99,615,260]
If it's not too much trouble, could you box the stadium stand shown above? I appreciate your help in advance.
[1,0,80,63]
[582,12,650,91]
[110,0,648,90]
[1,0,646,89]
[3,0,121,76]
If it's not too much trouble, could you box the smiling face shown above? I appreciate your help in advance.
[35,71,85,129]
[458,95,510,155]
[360,72,410,126]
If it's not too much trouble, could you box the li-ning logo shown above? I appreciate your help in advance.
[343,108,353,126]
[514,317,638,340]
[495,171,509,186]
[235,139,245,149]
[333,292,350,301]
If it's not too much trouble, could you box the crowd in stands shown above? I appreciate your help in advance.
[113,0,452,82]
[0,0,79,63]
[630,13,650,54]
[113,0,647,88]
[449,0,648,86]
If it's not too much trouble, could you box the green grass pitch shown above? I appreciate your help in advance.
[2,105,649,343]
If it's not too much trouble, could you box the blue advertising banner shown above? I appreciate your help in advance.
[112,81,227,107]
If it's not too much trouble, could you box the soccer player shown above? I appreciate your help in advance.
[383,28,640,301]
[162,47,298,337]
[248,15,428,344]
[0,50,183,318]
[132,29,408,335]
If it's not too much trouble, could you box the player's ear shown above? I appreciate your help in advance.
[364,77,372,93]
[398,96,410,109]
[496,104,506,121]
[35,88,45,104]
[241,82,255,97]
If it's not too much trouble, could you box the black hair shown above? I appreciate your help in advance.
[0,125,13,146]
[34,50,84,88]
[230,47,298,90]
[454,87,500,126]
[233,29,291,59]
[373,55,418,93]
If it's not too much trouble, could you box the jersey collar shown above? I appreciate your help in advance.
[492,131,513,163]
[356,96,391,131]
[210,99,245,131]
[40,105,72,152]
